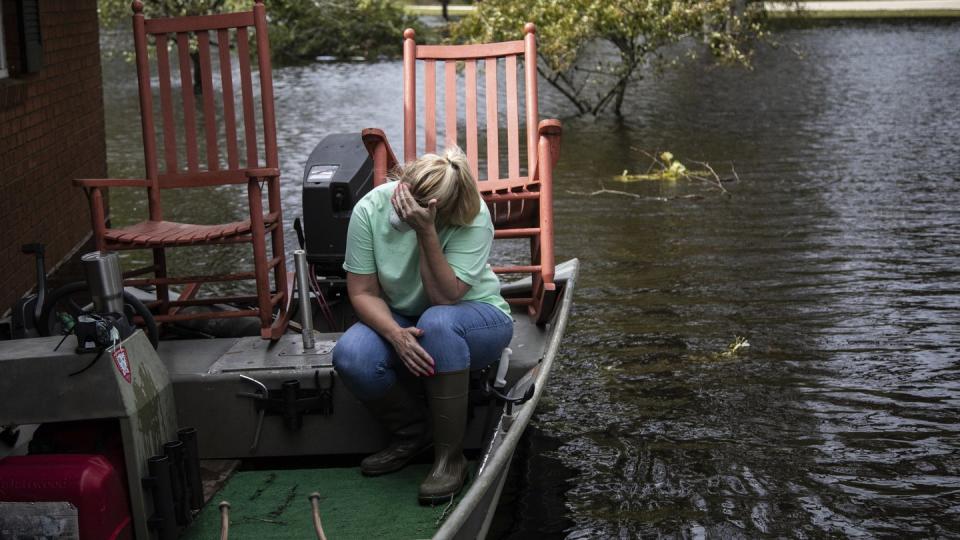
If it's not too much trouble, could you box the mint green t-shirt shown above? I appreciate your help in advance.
[342,182,511,318]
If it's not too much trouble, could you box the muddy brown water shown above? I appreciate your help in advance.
[102,21,960,538]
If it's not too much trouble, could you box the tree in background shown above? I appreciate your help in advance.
[265,0,423,65]
[99,0,423,69]
[99,0,231,23]
[454,0,769,116]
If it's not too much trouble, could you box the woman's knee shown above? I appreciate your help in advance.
[332,332,374,377]
[417,306,469,372]
[418,303,513,373]
[332,323,396,400]
[417,305,462,336]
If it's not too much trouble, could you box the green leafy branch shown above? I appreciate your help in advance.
[615,151,737,194]
[453,0,771,116]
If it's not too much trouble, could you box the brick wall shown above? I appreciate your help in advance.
[0,0,106,315]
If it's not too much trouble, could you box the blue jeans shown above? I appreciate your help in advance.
[332,302,513,401]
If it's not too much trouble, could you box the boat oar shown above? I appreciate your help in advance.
[308,492,328,540]
[218,501,231,540]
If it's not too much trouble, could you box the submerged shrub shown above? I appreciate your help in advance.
[267,0,426,63]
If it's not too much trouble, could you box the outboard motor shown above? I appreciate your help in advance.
[301,133,374,279]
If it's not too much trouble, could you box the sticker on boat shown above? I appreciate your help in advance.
[112,346,131,383]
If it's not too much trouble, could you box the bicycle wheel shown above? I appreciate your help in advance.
[38,282,160,349]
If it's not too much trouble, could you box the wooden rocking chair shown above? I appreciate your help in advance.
[362,24,562,324]
[74,0,290,339]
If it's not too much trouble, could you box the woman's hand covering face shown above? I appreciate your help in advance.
[392,182,437,233]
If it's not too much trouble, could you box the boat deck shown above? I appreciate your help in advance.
[183,463,470,539]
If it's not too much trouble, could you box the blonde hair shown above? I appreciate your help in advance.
[396,146,481,227]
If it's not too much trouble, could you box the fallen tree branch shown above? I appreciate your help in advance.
[687,159,729,194]
[615,151,736,195]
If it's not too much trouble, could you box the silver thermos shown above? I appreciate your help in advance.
[81,251,125,315]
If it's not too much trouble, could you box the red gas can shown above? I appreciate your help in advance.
[0,454,132,539]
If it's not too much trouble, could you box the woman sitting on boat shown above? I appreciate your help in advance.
[332,146,513,505]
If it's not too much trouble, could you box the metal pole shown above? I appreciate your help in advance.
[81,251,124,314]
[218,501,231,540]
[309,492,328,540]
[294,250,315,349]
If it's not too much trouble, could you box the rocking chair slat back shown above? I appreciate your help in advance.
[424,60,437,155]
[175,32,199,172]
[484,57,499,183]
[142,11,254,34]
[414,41,525,60]
[155,33,177,176]
[217,28,239,170]
[402,35,538,190]
[444,60,457,149]
[197,31,218,171]
[464,60,479,181]
[236,26,259,170]
[504,53,520,180]
[135,6,277,189]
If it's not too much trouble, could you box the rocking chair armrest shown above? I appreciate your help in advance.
[74,178,150,188]
[360,128,397,161]
[538,119,562,137]
[245,168,281,179]
[534,119,563,179]
[361,128,399,185]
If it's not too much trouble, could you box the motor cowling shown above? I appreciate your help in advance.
[301,133,374,278]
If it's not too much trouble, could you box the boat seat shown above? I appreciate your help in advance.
[104,214,278,247]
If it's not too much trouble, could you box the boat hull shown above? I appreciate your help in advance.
[167,259,579,539]
[0,259,580,539]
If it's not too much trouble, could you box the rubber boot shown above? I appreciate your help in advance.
[418,369,470,506]
[360,383,431,476]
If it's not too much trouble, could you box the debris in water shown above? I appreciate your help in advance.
[614,150,736,194]
[719,336,751,358]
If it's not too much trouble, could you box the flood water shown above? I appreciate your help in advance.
[102,21,960,538]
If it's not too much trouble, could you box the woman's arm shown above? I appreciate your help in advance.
[393,182,470,305]
[417,228,470,304]
[347,272,435,376]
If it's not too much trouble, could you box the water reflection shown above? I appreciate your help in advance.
[102,21,960,538]
[539,21,960,538]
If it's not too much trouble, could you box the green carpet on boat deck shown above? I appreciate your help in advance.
[181,464,471,540]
